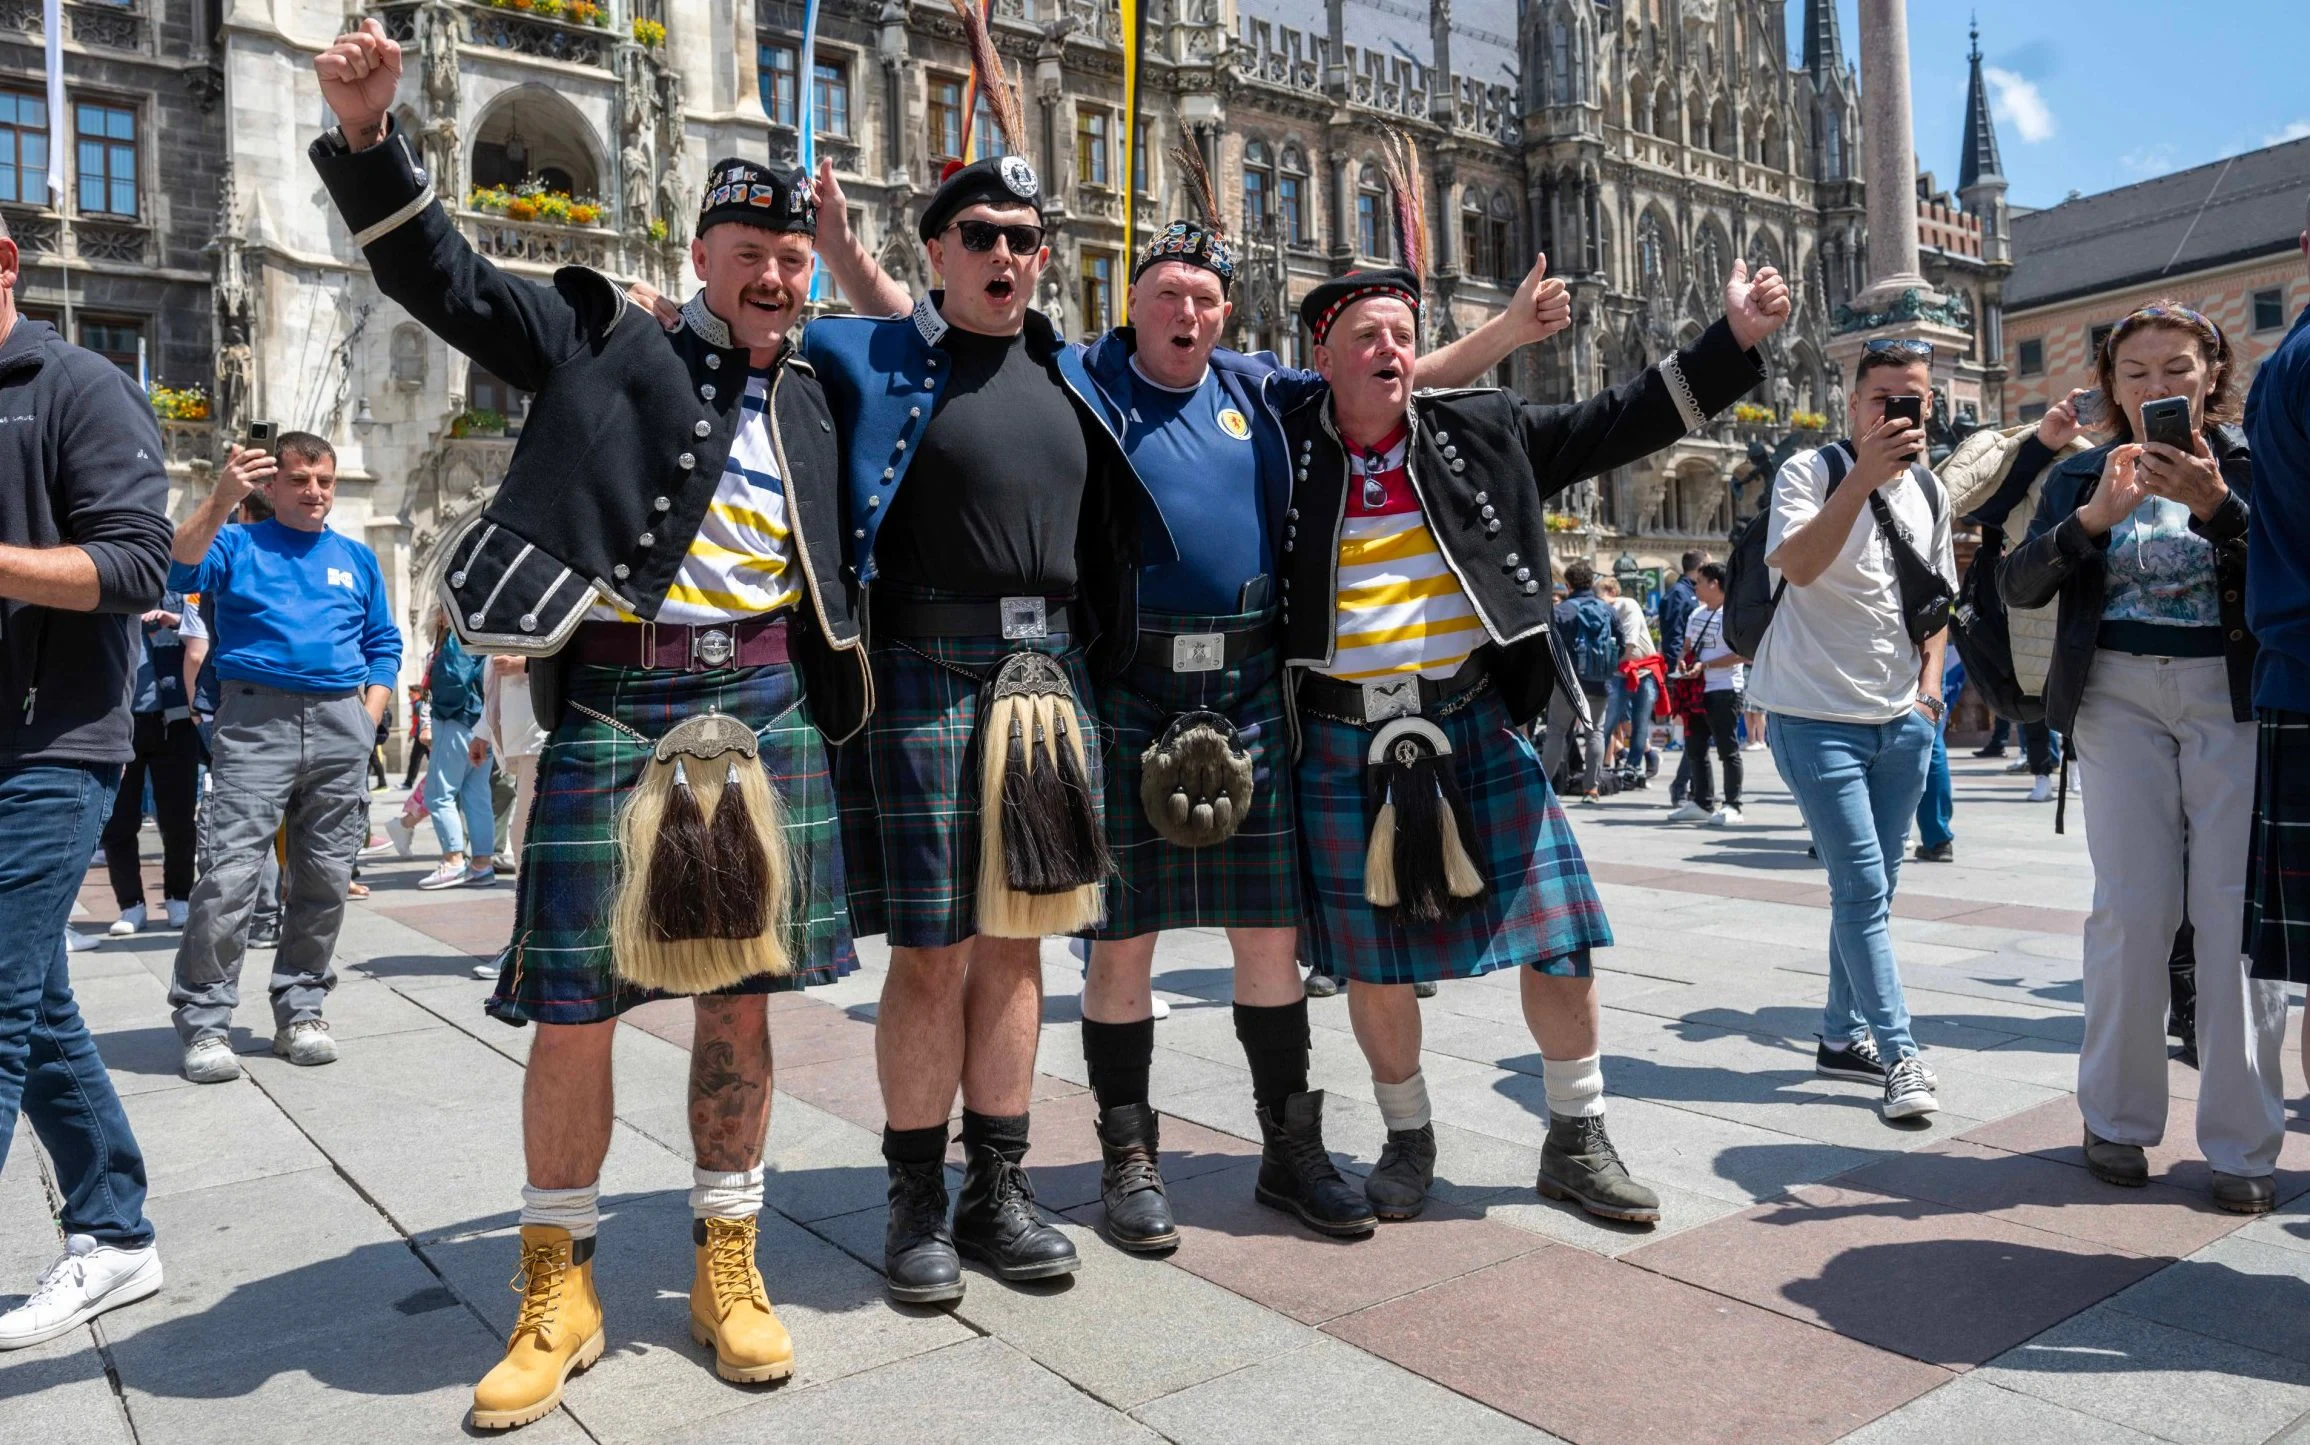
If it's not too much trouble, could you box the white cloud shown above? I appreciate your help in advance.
[2122,145,2178,177]
[1984,66,2056,144]
[2267,119,2310,146]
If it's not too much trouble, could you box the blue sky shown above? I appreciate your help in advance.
[1789,2,2310,210]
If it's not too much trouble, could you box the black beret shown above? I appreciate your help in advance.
[1133,220,1235,292]
[918,154,1044,242]
[1300,268,1422,345]
[697,157,816,238]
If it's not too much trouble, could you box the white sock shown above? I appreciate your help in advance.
[519,1181,600,1240]
[1542,1053,1605,1120]
[1371,1071,1432,1133]
[689,1164,766,1220]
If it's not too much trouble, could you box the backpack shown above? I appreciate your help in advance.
[1722,443,1943,659]
[1949,524,2044,724]
[1559,593,1621,690]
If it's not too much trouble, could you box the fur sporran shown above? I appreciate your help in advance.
[976,651,1108,937]
[1139,709,1254,848]
[1362,717,1487,923]
[609,711,793,993]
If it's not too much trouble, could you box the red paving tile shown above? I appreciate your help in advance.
[1325,1248,1948,1444]
[1825,1137,2250,1259]
[372,897,516,958]
[975,1089,1260,1212]
[1119,1159,1547,1325]
[1623,1183,2165,1368]
[1957,1092,2310,1205]
[774,1050,888,1131]
[1585,856,2091,936]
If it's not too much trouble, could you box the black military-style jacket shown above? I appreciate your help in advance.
[1278,318,1765,725]
[308,122,868,740]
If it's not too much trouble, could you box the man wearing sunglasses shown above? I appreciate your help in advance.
[809,165,1575,1249]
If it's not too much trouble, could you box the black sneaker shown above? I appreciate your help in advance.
[952,1141,1080,1282]
[1882,1054,1940,1120]
[1815,1036,1887,1084]
[1971,745,2007,759]
[1913,840,1955,863]
[882,1160,964,1304]
[248,920,282,950]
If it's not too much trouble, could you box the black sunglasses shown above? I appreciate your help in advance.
[945,219,1046,255]
[1861,338,1936,361]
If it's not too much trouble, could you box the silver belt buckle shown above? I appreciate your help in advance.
[1171,632,1225,673]
[999,596,1049,641]
[691,626,735,668]
[1359,676,1421,724]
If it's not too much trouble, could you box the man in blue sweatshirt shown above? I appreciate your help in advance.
[2244,197,2310,1014]
[165,431,401,1081]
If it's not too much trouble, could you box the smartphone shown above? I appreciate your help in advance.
[1882,395,1924,429]
[2139,395,2193,451]
[245,420,278,455]
[2072,388,2108,430]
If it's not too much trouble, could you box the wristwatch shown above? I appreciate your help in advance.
[1917,693,1945,722]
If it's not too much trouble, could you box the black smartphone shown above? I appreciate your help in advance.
[1882,395,1924,429]
[246,420,278,455]
[2139,395,2193,451]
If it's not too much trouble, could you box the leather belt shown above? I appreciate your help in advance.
[1138,619,1277,674]
[566,615,791,672]
[1296,650,1492,725]
[877,596,1081,642]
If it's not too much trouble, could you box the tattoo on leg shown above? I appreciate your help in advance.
[689,1004,773,1173]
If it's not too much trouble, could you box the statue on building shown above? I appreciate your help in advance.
[1769,369,1795,420]
[621,138,653,232]
[418,0,463,204]
[210,168,254,442]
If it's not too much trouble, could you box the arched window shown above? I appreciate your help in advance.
[1822,110,1844,178]
[1656,82,1676,140]
[1242,139,1272,235]
[390,324,427,390]
[1278,144,1309,245]
[1357,163,1389,260]
[1550,17,1574,105]
[1758,114,1783,170]
[1488,192,1513,282]
[1629,74,1650,133]
[1709,96,1732,156]
[1461,189,1490,279]
[1696,224,1726,297]
[1688,91,1708,149]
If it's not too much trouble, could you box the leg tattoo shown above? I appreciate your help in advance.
[689,996,774,1173]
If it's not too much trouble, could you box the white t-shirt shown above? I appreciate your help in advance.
[1748,444,1956,724]
[1682,604,1742,693]
[1606,595,1658,660]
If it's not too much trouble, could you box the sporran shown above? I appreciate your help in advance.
[1362,716,1487,923]
[1138,708,1255,849]
[976,650,1108,937]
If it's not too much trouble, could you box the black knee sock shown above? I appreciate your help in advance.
[1081,1017,1155,1114]
[881,1123,948,1167]
[1233,999,1312,1116]
[959,1108,1030,1159]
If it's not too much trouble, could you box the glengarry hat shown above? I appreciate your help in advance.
[697,157,817,238]
[1300,268,1421,346]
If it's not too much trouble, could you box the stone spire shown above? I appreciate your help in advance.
[1957,16,2004,192]
[1802,0,1845,78]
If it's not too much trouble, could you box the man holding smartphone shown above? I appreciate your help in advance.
[1748,338,1955,1123]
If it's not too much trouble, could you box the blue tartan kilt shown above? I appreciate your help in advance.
[487,658,857,1027]
[1295,680,1611,985]
[2246,709,2310,983]
[1093,608,1302,939]
[836,631,1105,949]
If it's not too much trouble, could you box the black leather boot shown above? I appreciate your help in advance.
[1364,1123,1437,1221]
[1254,1090,1377,1237]
[883,1159,965,1304]
[1538,1115,1661,1224]
[952,1141,1081,1281]
[1095,1103,1179,1252]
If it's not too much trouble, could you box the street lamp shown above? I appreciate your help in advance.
[352,397,377,436]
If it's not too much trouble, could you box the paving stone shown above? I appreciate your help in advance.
[1131,1333,1560,1444]
[1835,1375,2164,1444]
[1959,1092,2310,1205]
[758,1094,906,1225]
[0,1331,135,1445]
[1324,1247,1948,1444]
[655,1336,1159,1443]
[1477,1176,1745,1257]
[2105,1235,2310,1366]
[1099,1158,1546,1325]
[1625,1182,2165,1368]
[772,1052,888,1133]
[1975,1301,2310,1445]
[116,1074,327,1201]
[951,1088,1259,1214]
[421,1189,972,1442]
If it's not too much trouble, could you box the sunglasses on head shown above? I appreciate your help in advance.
[1862,338,1936,361]
[945,219,1047,255]
[2113,305,2224,348]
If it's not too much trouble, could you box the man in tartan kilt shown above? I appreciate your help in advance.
[1279,249,1793,1225]
[310,24,868,1427]
[814,182,1570,1248]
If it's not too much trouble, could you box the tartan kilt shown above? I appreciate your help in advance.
[486,658,856,1027]
[2245,709,2310,983]
[838,632,1105,949]
[1093,608,1301,939]
[1296,680,1611,985]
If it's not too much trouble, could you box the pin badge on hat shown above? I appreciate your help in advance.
[999,155,1039,200]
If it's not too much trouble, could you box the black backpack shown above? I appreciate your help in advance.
[1949,523,2045,724]
[1721,443,1944,659]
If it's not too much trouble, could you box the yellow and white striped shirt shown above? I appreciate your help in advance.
[1322,426,1483,682]
[591,369,800,625]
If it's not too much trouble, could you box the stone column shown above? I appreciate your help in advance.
[1854,0,1932,306]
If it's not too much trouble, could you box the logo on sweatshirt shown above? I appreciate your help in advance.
[327,568,358,590]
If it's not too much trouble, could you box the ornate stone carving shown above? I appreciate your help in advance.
[76,222,147,264]
[418,0,463,204]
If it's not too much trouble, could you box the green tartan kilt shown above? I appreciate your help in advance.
[486,659,856,1027]
[1092,608,1301,939]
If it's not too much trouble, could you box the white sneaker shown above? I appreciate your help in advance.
[417,859,468,890]
[471,961,501,981]
[107,904,146,938]
[1709,806,1744,826]
[386,817,416,858]
[62,929,97,954]
[182,1036,242,1084]
[272,1020,338,1067]
[1882,1055,1939,1120]
[1664,801,1710,823]
[163,899,188,929]
[0,1235,162,1350]
[492,852,519,874]
[460,865,498,888]
[1150,997,1171,1020]
[2027,775,2054,803]
[2003,758,2031,774]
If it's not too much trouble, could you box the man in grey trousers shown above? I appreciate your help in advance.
[166,433,400,1080]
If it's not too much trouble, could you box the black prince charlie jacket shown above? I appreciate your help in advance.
[1278,318,1765,724]
[308,122,868,740]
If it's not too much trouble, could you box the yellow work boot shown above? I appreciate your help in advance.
[689,1215,794,1384]
[471,1226,606,1430]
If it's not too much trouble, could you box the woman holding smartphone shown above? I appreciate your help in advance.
[2000,302,2281,1213]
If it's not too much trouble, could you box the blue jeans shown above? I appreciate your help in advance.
[1768,711,1937,1059]
[423,715,496,859]
[1916,714,1954,848]
[1601,673,1660,774]
[0,764,153,1247]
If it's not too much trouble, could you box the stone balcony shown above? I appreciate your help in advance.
[0,0,146,51]
[372,0,617,69]
[458,210,620,273]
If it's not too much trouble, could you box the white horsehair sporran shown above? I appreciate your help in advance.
[605,708,795,993]
[976,650,1108,937]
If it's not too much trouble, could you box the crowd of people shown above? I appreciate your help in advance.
[0,16,2304,1435]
